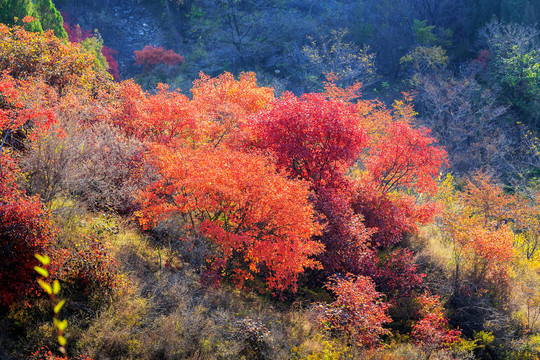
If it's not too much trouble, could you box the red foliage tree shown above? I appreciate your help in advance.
[245,85,445,303]
[315,274,391,348]
[137,145,323,292]
[369,248,426,299]
[314,187,374,276]
[113,81,198,146]
[411,293,461,353]
[244,91,377,283]
[134,44,184,71]
[348,107,445,249]
[364,121,447,195]
[246,92,368,190]
[351,180,439,248]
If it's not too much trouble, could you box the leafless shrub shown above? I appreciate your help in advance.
[479,21,539,57]
[416,69,514,174]
[303,28,378,88]
[65,122,150,214]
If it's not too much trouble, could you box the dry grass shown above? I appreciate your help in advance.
[63,214,332,359]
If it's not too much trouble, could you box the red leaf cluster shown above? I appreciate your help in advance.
[365,121,447,195]
[134,44,185,67]
[411,294,461,352]
[30,346,93,360]
[352,181,439,247]
[314,188,374,276]
[316,274,391,347]
[0,154,55,307]
[247,92,368,190]
[369,248,426,299]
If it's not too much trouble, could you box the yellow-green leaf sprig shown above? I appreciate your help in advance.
[35,254,68,358]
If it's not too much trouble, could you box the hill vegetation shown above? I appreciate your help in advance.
[1,1,540,359]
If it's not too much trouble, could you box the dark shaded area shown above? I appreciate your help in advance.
[52,0,540,93]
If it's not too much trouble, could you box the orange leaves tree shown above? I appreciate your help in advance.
[113,81,197,146]
[191,72,275,147]
[113,72,274,149]
[137,145,323,292]
[125,72,322,293]
[0,23,106,92]
[438,173,515,294]
[435,173,516,336]
[444,213,514,290]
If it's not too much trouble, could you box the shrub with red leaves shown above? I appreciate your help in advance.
[30,346,93,360]
[134,44,185,71]
[62,22,92,43]
[315,274,391,348]
[0,154,55,308]
[314,188,374,276]
[101,45,119,80]
[368,248,426,300]
[351,180,439,248]
[247,92,368,191]
[411,294,461,353]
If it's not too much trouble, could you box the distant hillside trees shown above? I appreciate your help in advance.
[303,29,377,88]
[480,21,540,126]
